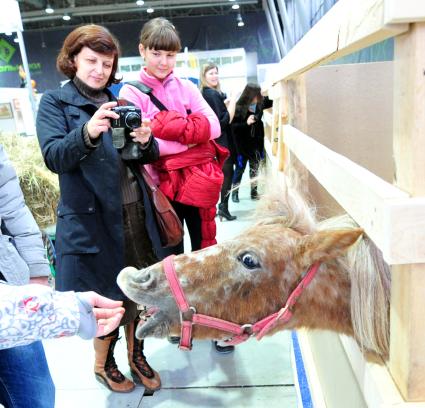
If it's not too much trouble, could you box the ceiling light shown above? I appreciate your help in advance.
[236,13,244,27]
[237,21,245,27]
[136,0,144,5]
[5,32,12,36]
[13,37,19,43]
[45,3,54,14]
[232,4,240,9]
[62,13,71,21]
[228,0,236,2]
[146,7,154,13]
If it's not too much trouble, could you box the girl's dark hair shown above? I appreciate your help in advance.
[139,17,181,52]
[56,24,121,87]
[235,83,263,119]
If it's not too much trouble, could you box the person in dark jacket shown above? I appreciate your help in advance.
[231,83,273,202]
[200,62,238,221]
[36,24,162,393]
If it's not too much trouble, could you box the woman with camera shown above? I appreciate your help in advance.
[120,18,223,254]
[231,83,273,202]
[36,25,162,393]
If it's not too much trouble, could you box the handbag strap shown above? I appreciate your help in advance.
[125,81,168,112]
[139,165,157,193]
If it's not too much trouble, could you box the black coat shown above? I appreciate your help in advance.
[36,81,165,299]
[202,87,236,158]
[232,96,273,160]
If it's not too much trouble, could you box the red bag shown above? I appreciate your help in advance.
[140,166,183,248]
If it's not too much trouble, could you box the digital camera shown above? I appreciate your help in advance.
[111,106,141,130]
[110,105,143,160]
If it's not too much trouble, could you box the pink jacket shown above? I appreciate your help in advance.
[119,68,221,156]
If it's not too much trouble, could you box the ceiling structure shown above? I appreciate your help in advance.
[18,0,262,31]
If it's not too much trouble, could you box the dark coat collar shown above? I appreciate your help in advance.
[58,80,116,107]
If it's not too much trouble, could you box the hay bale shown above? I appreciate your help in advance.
[0,132,59,229]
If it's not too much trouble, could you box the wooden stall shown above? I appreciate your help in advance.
[262,0,425,406]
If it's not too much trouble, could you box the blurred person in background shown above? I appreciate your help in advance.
[200,62,238,222]
[231,83,273,202]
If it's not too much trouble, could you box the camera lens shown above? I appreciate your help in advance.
[125,112,141,129]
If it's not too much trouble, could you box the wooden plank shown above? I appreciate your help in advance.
[283,125,425,265]
[389,22,425,401]
[263,110,273,127]
[271,106,279,156]
[272,0,408,84]
[340,335,425,407]
[384,0,425,24]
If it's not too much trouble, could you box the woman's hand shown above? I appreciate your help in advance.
[247,115,256,125]
[78,291,125,337]
[86,101,119,139]
[129,118,152,145]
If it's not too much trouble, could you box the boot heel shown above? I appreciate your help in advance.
[219,215,223,222]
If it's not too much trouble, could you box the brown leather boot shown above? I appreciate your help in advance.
[125,320,161,391]
[93,332,135,393]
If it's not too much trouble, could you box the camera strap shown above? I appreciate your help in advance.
[125,81,168,112]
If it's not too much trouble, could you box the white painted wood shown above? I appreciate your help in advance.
[384,0,425,24]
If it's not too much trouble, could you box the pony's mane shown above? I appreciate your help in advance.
[256,172,391,360]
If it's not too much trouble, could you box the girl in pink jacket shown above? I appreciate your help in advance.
[120,18,223,253]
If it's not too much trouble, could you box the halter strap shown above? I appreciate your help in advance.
[162,255,321,350]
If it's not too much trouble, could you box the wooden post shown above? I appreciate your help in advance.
[277,81,289,171]
[389,22,425,401]
[286,75,309,189]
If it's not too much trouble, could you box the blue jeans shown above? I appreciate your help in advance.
[0,341,55,408]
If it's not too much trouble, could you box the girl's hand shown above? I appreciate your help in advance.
[247,115,256,125]
[87,101,119,139]
[130,118,152,145]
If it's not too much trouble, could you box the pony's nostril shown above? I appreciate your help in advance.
[139,272,151,284]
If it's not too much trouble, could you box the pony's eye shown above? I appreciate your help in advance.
[238,253,260,270]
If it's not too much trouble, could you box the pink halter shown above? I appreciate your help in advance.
[162,254,321,351]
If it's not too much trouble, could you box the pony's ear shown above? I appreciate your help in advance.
[295,228,363,266]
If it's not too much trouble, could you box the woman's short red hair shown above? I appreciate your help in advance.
[56,24,121,87]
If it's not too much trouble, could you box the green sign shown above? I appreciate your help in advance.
[0,38,16,64]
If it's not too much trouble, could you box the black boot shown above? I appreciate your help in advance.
[125,320,161,391]
[251,187,259,200]
[231,190,239,203]
[218,203,237,221]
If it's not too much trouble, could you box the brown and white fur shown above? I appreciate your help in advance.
[117,175,390,362]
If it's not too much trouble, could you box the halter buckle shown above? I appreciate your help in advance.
[241,324,254,336]
[180,306,197,323]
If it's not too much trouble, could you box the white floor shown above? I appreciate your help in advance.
[43,180,298,408]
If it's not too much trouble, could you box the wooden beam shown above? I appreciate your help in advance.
[389,22,425,401]
[272,0,408,84]
[284,125,425,265]
[384,0,425,24]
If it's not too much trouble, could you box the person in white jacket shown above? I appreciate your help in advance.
[0,144,123,408]
[0,284,125,350]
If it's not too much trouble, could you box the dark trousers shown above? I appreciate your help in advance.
[220,156,235,205]
[232,154,260,189]
[169,201,202,254]
[121,200,157,326]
